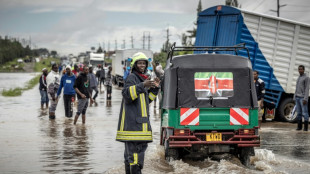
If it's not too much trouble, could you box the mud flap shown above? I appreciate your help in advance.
[239,147,254,167]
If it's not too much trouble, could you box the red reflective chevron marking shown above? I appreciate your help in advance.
[230,108,249,125]
[267,109,274,115]
[180,108,199,126]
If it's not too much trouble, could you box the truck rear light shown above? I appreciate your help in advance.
[174,129,190,136]
[239,129,254,135]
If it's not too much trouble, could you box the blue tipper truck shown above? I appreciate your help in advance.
[195,5,310,122]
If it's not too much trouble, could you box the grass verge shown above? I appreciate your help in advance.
[0,58,25,72]
[34,58,60,72]
[2,74,41,97]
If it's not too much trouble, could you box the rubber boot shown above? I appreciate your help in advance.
[304,121,308,131]
[296,120,302,130]
[130,165,141,174]
[41,104,44,110]
[73,115,79,125]
[46,103,49,109]
[125,164,130,174]
[82,115,86,124]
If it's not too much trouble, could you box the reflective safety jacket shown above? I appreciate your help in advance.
[116,71,159,142]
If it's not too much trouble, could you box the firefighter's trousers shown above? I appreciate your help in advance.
[124,142,148,173]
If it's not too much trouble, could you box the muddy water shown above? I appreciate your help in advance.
[0,72,39,90]
[1,73,310,173]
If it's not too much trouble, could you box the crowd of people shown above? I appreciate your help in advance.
[39,63,113,124]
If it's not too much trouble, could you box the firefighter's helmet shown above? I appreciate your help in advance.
[130,52,148,68]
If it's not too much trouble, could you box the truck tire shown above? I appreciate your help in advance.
[278,97,297,122]
[164,140,179,161]
[239,147,254,167]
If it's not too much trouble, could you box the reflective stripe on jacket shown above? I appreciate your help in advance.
[116,71,159,142]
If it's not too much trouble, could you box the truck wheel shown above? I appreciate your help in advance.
[278,98,297,122]
[164,140,179,161]
[239,147,254,167]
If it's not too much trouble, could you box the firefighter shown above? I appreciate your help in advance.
[116,52,160,174]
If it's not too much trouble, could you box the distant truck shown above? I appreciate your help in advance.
[195,5,310,122]
[89,52,105,68]
[111,49,153,87]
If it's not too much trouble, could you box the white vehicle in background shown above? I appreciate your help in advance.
[89,52,105,73]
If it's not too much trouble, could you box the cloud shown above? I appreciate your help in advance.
[21,0,202,55]
[29,8,55,14]
[28,7,76,14]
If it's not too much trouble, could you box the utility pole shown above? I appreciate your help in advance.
[147,32,151,50]
[115,40,118,50]
[29,36,32,49]
[142,33,145,49]
[131,35,134,48]
[102,42,105,51]
[108,40,110,52]
[122,39,126,49]
[270,0,287,17]
[165,26,171,52]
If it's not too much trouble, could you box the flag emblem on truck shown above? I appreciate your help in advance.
[230,108,249,125]
[194,72,234,99]
[180,108,200,126]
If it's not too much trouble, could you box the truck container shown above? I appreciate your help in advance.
[89,52,105,67]
[112,49,153,87]
[195,5,310,122]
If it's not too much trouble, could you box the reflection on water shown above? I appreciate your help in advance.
[40,119,91,173]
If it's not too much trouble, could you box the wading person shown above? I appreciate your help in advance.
[57,65,76,118]
[88,66,98,106]
[294,65,309,131]
[105,66,113,106]
[253,70,265,127]
[46,64,60,119]
[39,68,49,110]
[98,65,105,91]
[116,52,160,174]
[73,66,93,125]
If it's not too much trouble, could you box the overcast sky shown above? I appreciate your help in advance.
[0,0,309,55]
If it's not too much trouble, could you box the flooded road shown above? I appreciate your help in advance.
[0,72,39,90]
[1,73,310,174]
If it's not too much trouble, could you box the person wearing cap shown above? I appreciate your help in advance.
[47,64,60,119]
[57,65,76,118]
[116,52,160,174]
[39,68,49,110]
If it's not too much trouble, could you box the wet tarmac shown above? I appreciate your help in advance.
[1,73,310,174]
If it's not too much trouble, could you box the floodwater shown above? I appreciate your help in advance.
[0,72,39,91]
[1,73,310,174]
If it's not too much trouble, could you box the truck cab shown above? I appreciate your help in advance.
[160,44,260,166]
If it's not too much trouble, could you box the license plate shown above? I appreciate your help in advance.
[206,133,222,141]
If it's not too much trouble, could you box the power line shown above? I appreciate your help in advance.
[285,4,310,8]
[282,10,310,12]
[253,0,267,11]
